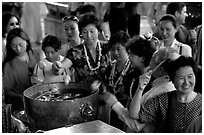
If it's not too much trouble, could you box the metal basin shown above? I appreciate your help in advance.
[23,82,99,131]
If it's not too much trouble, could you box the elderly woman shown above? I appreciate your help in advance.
[101,55,202,133]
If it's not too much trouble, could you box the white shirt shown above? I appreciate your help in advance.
[160,39,192,57]
[33,55,66,84]
[170,39,192,57]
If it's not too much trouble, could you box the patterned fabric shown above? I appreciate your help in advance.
[141,76,176,104]
[105,61,136,106]
[139,91,202,132]
[186,116,202,133]
[66,40,110,85]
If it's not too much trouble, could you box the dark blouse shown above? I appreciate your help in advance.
[3,50,38,112]
[66,41,110,85]
[139,91,202,133]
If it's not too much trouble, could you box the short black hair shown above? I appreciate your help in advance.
[76,4,96,15]
[42,35,61,52]
[108,31,130,50]
[159,14,178,29]
[166,2,186,15]
[167,56,197,81]
[78,14,101,33]
[126,36,156,67]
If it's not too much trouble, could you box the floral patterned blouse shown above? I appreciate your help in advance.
[66,40,110,87]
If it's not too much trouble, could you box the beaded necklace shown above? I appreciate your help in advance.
[109,59,131,94]
[83,41,101,71]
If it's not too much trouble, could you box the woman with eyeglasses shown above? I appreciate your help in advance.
[60,15,83,57]
[3,28,39,113]
[2,13,20,61]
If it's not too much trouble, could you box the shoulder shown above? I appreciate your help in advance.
[176,40,192,50]
[178,25,188,32]
[186,116,202,133]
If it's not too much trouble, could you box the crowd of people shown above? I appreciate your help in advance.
[2,2,202,133]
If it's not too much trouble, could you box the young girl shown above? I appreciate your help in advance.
[32,35,71,84]
[3,28,38,112]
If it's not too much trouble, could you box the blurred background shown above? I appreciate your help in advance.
[2,2,202,48]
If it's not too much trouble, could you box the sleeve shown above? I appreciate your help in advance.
[35,64,44,83]
[3,63,15,91]
[138,96,160,123]
[182,44,192,57]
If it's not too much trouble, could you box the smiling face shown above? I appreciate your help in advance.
[173,66,195,95]
[81,24,99,45]
[159,20,177,43]
[64,20,80,41]
[110,43,128,62]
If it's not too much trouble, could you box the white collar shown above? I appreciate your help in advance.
[170,39,179,48]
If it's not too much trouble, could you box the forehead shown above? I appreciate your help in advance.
[159,20,174,28]
[82,24,97,30]
[64,20,78,27]
[44,46,56,52]
[11,36,25,43]
[175,66,194,76]
[9,16,18,23]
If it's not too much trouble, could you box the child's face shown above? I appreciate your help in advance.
[44,46,60,62]
[11,36,27,55]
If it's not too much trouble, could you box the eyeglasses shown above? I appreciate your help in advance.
[9,22,20,26]
[62,16,79,23]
